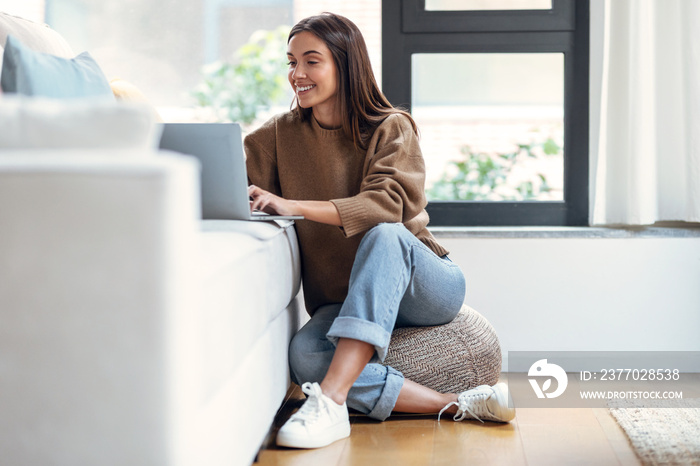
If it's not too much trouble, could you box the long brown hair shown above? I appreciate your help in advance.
[288,12,418,150]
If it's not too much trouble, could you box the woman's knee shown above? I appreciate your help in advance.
[359,223,410,254]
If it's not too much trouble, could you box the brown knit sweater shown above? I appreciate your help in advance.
[244,111,448,314]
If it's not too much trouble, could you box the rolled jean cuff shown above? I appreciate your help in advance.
[367,366,404,421]
[326,316,392,361]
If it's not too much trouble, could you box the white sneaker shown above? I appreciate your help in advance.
[438,383,515,423]
[276,382,351,449]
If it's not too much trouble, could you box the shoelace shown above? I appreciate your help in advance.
[288,382,327,425]
[438,390,492,423]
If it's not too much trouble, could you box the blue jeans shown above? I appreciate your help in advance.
[288,223,467,421]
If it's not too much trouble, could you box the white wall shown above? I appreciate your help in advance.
[437,233,700,370]
[0,1,44,23]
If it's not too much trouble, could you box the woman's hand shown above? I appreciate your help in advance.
[247,184,343,226]
[248,184,298,217]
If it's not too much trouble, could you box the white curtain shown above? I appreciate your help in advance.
[590,0,700,225]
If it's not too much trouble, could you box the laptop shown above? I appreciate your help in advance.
[158,123,303,221]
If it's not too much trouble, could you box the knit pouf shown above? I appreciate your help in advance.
[384,304,502,394]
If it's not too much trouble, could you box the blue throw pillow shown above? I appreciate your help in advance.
[1,35,113,99]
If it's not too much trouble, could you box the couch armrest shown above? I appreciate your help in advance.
[0,151,201,465]
[0,12,75,67]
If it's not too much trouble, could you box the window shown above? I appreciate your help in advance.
[382,0,589,226]
[41,0,297,122]
[22,0,382,127]
[425,0,553,11]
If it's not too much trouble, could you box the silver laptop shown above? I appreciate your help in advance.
[158,123,303,221]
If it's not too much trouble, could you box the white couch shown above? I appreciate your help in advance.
[0,12,305,466]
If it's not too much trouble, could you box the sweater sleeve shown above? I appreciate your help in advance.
[330,114,427,238]
[244,116,282,196]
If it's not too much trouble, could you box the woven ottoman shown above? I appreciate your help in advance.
[384,304,501,394]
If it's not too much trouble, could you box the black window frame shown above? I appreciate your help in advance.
[382,0,590,226]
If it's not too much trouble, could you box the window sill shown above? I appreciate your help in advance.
[429,224,700,239]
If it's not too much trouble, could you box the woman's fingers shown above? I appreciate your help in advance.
[248,185,263,211]
[247,185,298,216]
[251,193,269,213]
[248,185,276,213]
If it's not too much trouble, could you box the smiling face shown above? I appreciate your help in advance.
[287,31,340,128]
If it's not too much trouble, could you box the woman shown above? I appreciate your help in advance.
[245,12,514,449]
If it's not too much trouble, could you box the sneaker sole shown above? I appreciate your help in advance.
[276,423,351,449]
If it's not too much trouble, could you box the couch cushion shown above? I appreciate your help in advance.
[1,35,112,98]
[0,12,74,69]
[199,220,302,399]
[0,96,159,150]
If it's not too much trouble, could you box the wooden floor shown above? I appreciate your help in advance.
[254,377,642,466]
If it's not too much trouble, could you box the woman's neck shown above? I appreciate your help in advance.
[312,106,342,130]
